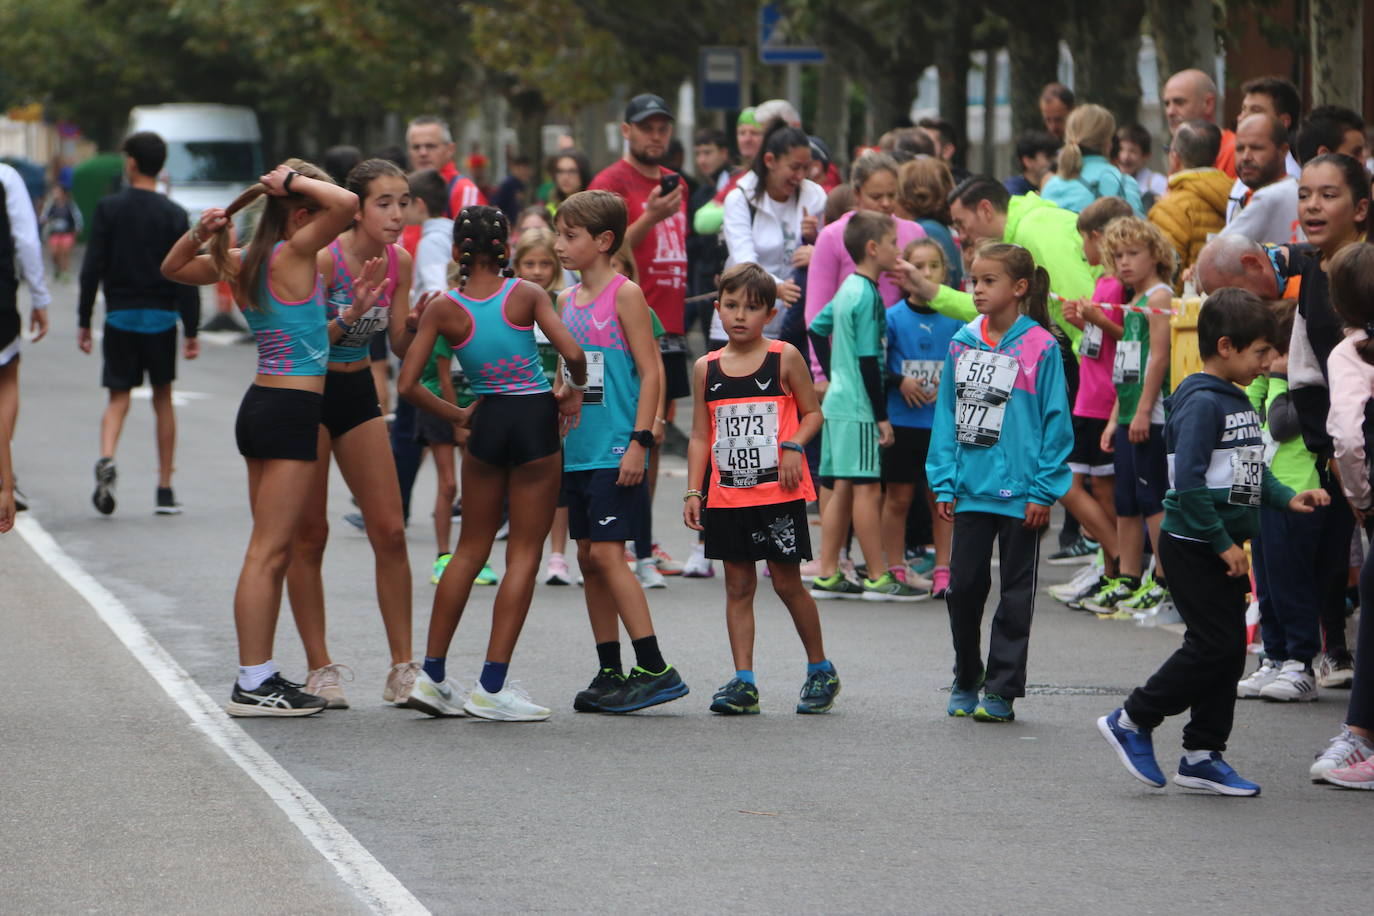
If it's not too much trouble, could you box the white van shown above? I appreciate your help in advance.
[126,104,264,219]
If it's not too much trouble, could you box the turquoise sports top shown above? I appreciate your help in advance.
[239,242,329,376]
[323,240,400,363]
[560,274,641,472]
[447,278,551,397]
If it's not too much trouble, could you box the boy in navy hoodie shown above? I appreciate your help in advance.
[1099,289,1329,796]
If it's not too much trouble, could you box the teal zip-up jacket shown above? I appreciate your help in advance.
[1161,372,1296,553]
[926,314,1073,518]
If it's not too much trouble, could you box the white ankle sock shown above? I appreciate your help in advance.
[1117,709,1139,731]
[1183,750,1212,765]
[238,660,276,691]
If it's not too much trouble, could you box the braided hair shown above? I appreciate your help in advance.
[453,205,516,290]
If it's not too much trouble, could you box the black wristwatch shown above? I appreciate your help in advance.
[630,429,655,448]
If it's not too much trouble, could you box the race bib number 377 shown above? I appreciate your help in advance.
[954,349,1017,447]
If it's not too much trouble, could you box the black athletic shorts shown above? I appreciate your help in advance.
[322,368,382,439]
[369,329,388,361]
[1069,415,1113,477]
[235,385,322,461]
[704,498,812,564]
[466,392,560,467]
[563,468,644,542]
[1113,422,1168,517]
[660,335,691,401]
[882,425,932,486]
[0,302,19,364]
[102,324,176,390]
[413,406,456,446]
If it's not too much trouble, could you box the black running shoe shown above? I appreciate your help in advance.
[226,674,327,717]
[13,485,28,512]
[92,457,116,515]
[155,486,182,516]
[796,667,841,714]
[596,665,689,713]
[573,668,626,712]
[709,677,760,715]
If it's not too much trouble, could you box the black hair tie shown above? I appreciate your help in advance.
[1364,322,1374,338]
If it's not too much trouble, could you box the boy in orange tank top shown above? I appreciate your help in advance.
[685,263,839,714]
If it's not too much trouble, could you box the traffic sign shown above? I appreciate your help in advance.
[700,47,744,111]
[758,3,825,65]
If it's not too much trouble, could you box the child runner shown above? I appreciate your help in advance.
[685,262,839,714]
[40,183,81,280]
[1099,289,1327,795]
[1084,217,1176,616]
[808,211,920,600]
[553,189,690,713]
[399,205,588,721]
[161,160,361,716]
[275,159,421,709]
[882,238,963,599]
[1314,241,1374,787]
[928,243,1073,723]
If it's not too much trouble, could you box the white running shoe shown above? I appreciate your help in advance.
[682,547,714,578]
[1311,727,1374,782]
[1317,653,1355,689]
[1049,562,1102,603]
[1236,658,1281,699]
[635,557,667,589]
[904,568,934,591]
[1259,660,1318,702]
[463,682,551,721]
[544,554,572,586]
[406,670,469,717]
[383,661,421,705]
[305,663,353,709]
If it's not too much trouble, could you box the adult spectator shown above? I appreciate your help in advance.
[1004,130,1060,197]
[715,121,826,344]
[322,145,362,185]
[879,127,936,163]
[1039,83,1076,140]
[1295,106,1367,165]
[1113,124,1167,208]
[735,108,765,173]
[1194,234,1281,300]
[896,156,963,287]
[1162,68,1236,178]
[687,130,733,330]
[917,117,970,183]
[1237,75,1302,179]
[693,128,732,194]
[807,135,842,192]
[401,115,485,254]
[545,149,591,216]
[589,92,691,400]
[1040,104,1143,215]
[491,154,533,222]
[1222,113,1302,244]
[900,175,1094,342]
[1147,118,1231,278]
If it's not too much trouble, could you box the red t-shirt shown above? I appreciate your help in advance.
[401,162,487,255]
[589,159,688,334]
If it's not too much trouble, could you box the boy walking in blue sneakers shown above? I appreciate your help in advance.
[1099,290,1329,796]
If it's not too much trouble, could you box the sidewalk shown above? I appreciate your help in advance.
[0,527,367,915]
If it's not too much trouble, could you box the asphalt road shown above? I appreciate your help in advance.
[3,272,1367,914]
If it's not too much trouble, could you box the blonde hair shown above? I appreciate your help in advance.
[512,228,565,297]
[903,238,948,286]
[897,157,954,222]
[611,245,638,283]
[1057,104,1117,181]
[1102,216,1178,285]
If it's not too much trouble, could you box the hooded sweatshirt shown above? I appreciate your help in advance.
[929,193,1096,346]
[926,313,1073,518]
[1161,371,1296,553]
[1040,154,1144,216]
[1326,330,1374,511]
[1147,167,1232,276]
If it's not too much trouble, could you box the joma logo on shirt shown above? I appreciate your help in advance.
[1220,409,1262,442]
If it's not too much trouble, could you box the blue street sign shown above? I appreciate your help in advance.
[700,47,744,111]
[758,3,825,65]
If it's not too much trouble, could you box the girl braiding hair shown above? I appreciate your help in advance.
[453,205,516,290]
[208,158,335,310]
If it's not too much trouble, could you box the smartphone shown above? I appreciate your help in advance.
[659,173,680,196]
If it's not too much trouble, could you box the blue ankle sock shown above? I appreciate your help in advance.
[479,661,509,694]
[423,656,446,684]
[736,669,756,685]
[807,660,835,675]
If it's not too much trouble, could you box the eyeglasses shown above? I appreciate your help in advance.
[554,167,580,175]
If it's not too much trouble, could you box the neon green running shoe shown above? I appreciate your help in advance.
[1082,577,1134,614]
[810,572,864,600]
[1121,579,1167,612]
[861,572,924,602]
[431,553,452,585]
[475,562,499,586]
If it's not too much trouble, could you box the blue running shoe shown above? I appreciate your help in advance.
[947,681,979,717]
[596,665,689,713]
[710,677,760,715]
[1097,708,1166,787]
[973,693,1015,722]
[1173,753,1261,797]
[796,668,840,714]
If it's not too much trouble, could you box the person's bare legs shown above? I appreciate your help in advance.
[1118,515,1145,578]
[580,539,656,640]
[485,452,560,662]
[100,388,132,459]
[549,507,568,556]
[1061,482,1119,562]
[818,481,853,578]
[431,442,457,557]
[882,482,916,576]
[765,559,826,663]
[722,561,759,671]
[1145,511,1165,581]
[425,451,504,659]
[851,481,886,577]
[150,383,176,489]
[284,428,333,669]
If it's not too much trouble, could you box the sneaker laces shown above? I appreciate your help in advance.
[308,663,354,690]
[1318,728,1372,762]
[389,661,420,695]
[502,680,533,702]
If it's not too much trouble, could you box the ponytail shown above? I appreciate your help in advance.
[1057,142,1084,181]
[1057,104,1116,182]
[1024,266,1053,331]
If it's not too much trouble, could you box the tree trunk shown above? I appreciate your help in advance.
[1146,0,1214,97]
[509,90,547,182]
[1068,0,1145,128]
[935,6,974,166]
[1309,0,1364,109]
[1005,18,1061,139]
[814,61,849,169]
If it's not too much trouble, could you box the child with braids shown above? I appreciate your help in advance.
[926,242,1073,723]
[161,160,364,716]
[398,206,588,720]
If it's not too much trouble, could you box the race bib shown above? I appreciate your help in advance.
[1112,340,1142,384]
[567,350,605,405]
[658,333,687,355]
[333,301,389,350]
[955,398,1007,447]
[954,350,1016,447]
[1229,446,1264,506]
[901,359,942,390]
[713,401,780,487]
[1080,322,1103,360]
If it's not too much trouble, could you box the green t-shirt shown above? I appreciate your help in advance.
[811,273,884,422]
[1246,373,1320,492]
[1115,285,1170,424]
[421,336,477,408]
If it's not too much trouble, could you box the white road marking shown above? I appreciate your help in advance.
[130,387,213,408]
[14,515,428,916]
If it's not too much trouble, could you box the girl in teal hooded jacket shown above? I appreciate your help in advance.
[926,243,1073,723]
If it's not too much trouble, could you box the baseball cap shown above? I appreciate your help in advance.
[807,136,832,169]
[737,107,759,127]
[625,94,674,124]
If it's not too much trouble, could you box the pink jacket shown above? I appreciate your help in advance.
[1326,330,1374,509]
[804,210,925,378]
